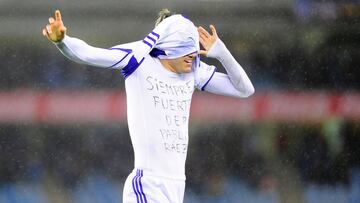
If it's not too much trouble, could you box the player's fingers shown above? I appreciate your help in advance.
[42,28,48,37]
[209,25,218,37]
[49,17,55,24]
[198,26,210,38]
[199,31,211,42]
[198,50,208,56]
[55,10,62,21]
[199,35,210,45]
[198,27,209,38]
[199,37,205,47]
[46,24,52,34]
[200,37,212,50]
[60,26,66,33]
[43,29,51,41]
[199,35,207,45]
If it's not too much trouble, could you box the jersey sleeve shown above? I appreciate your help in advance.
[109,41,148,78]
[204,39,255,97]
[194,61,217,91]
[55,35,141,70]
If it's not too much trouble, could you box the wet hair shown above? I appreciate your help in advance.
[155,8,174,27]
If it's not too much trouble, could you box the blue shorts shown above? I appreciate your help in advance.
[123,169,185,203]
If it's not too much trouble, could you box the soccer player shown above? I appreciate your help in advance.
[43,9,254,203]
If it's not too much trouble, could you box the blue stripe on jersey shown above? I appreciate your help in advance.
[121,56,145,79]
[182,14,190,20]
[142,40,153,48]
[146,35,156,44]
[201,66,217,91]
[150,31,160,39]
[109,47,132,53]
[149,48,166,57]
[108,48,132,68]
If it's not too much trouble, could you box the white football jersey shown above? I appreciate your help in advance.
[124,54,215,180]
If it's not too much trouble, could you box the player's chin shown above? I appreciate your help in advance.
[182,66,192,73]
[182,64,192,73]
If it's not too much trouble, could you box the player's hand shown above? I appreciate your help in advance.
[42,10,67,43]
[197,25,218,56]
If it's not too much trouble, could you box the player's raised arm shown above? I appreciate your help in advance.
[197,25,255,98]
[42,10,131,69]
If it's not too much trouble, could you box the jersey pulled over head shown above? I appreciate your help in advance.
[141,13,200,67]
[150,14,199,59]
[122,12,200,77]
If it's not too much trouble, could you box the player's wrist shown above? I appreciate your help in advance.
[52,38,63,43]
[207,38,226,59]
[53,34,67,45]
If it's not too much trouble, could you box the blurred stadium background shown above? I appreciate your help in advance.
[1,0,360,202]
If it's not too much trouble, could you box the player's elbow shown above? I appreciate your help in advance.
[244,87,255,98]
[232,79,255,98]
[237,85,255,98]
[247,85,255,96]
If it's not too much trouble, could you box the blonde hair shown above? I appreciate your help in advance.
[155,8,174,27]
